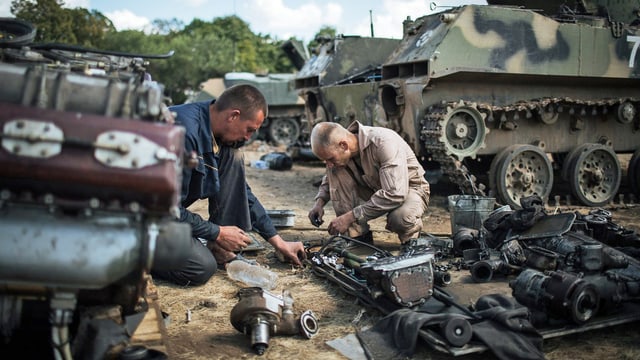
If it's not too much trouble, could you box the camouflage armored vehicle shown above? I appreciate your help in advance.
[0,18,189,358]
[192,71,307,146]
[294,34,401,131]
[374,0,640,208]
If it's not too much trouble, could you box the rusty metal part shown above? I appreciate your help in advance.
[510,269,600,324]
[524,246,559,271]
[490,144,553,209]
[229,287,318,356]
[452,227,479,256]
[0,19,184,359]
[470,259,510,283]
[423,102,487,195]
[563,143,622,207]
[359,251,435,307]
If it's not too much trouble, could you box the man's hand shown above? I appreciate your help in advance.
[327,211,356,235]
[307,201,325,227]
[215,226,253,252]
[269,235,306,267]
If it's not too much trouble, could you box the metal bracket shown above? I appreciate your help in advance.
[1,119,64,158]
[94,130,177,169]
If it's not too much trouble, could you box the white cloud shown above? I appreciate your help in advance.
[242,0,344,42]
[352,0,488,39]
[63,0,90,9]
[105,9,152,31]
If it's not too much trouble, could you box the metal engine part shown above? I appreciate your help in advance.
[470,259,508,283]
[452,227,479,256]
[229,287,319,356]
[468,241,524,283]
[360,252,435,307]
[462,207,640,326]
[307,235,446,312]
[540,231,630,273]
[510,269,600,324]
[0,204,190,290]
[0,18,190,359]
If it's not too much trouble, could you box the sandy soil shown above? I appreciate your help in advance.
[155,142,640,360]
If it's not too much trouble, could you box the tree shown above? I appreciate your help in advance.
[11,0,75,43]
[307,26,337,55]
[151,18,184,36]
[10,0,115,47]
[7,2,311,104]
[68,8,115,47]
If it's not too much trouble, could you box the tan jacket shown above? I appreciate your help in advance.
[315,121,430,222]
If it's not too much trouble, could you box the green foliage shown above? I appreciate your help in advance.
[68,8,116,47]
[10,0,115,46]
[7,1,319,104]
[11,0,75,43]
[308,26,337,54]
[151,18,184,36]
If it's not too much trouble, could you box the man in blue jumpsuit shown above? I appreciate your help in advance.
[153,84,305,286]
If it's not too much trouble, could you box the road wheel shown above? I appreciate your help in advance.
[268,117,300,146]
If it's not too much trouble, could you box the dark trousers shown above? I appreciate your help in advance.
[152,147,251,286]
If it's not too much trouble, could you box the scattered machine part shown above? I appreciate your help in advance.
[0,18,189,359]
[307,235,446,311]
[359,251,436,307]
[306,234,483,353]
[511,269,600,325]
[459,195,640,326]
[230,287,319,356]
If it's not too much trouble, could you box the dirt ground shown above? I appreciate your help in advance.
[154,142,640,360]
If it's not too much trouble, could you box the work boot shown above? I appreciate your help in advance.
[352,231,373,244]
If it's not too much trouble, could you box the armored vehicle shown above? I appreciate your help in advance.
[294,35,401,130]
[0,18,189,358]
[192,71,307,146]
[375,0,640,208]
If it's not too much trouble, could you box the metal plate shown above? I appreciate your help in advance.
[509,213,576,241]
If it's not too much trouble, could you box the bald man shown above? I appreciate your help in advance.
[308,121,430,244]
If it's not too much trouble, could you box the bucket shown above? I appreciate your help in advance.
[448,195,495,234]
[266,209,295,227]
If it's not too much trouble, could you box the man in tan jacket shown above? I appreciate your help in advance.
[307,121,431,244]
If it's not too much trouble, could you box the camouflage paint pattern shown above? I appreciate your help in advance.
[294,36,400,130]
[295,2,640,207]
[374,3,640,206]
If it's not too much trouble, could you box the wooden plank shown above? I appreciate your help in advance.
[130,275,170,355]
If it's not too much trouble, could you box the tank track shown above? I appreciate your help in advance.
[421,97,640,196]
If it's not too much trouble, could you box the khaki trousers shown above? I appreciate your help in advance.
[327,167,429,242]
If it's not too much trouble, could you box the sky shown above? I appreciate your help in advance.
[0,0,487,44]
